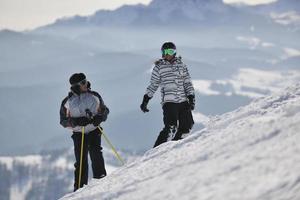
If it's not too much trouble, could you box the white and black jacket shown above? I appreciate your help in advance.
[146,57,195,104]
[60,90,109,133]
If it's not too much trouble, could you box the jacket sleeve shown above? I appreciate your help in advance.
[183,64,195,96]
[59,97,70,128]
[146,64,161,98]
[92,91,109,122]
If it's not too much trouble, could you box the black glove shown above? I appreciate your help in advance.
[140,94,151,113]
[68,118,77,128]
[92,115,103,127]
[69,117,91,127]
[187,95,195,110]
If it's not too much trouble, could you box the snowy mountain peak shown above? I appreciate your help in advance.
[148,0,231,17]
[37,0,299,29]
[149,0,224,7]
[60,84,300,200]
[43,0,240,28]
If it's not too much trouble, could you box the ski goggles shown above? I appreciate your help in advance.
[73,79,87,86]
[162,48,176,56]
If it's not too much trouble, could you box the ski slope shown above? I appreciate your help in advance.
[61,83,300,200]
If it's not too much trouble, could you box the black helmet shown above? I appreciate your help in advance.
[161,42,176,51]
[69,73,87,95]
[161,42,176,57]
[69,73,86,86]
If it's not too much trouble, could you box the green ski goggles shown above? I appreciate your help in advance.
[162,48,176,56]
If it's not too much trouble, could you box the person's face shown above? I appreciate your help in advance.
[78,79,88,92]
[164,54,174,61]
[162,48,176,61]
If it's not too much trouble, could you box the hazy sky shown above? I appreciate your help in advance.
[0,0,152,31]
[0,0,277,31]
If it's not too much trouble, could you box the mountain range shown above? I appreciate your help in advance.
[0,0,299,155]
[38,0,299,29]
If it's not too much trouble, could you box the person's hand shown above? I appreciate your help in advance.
[187,95,195,110]
[92,115,103,127]
[140,94,151,113]
[68,118,77,128]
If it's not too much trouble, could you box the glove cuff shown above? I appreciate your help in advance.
[143,94,151,104]
[188,95,195,102]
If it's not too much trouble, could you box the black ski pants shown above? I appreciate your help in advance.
[154,101,194,147]
[72,128,106,191]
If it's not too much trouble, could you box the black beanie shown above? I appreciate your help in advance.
[69,73,86,85]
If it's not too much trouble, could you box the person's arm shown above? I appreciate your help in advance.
[98,100,109,122]
[140,64,161,112]
[183,64,195,96]
[183,64,195,110]
[59,97,72,128]
[146,64,161,98]
[91,91,109,126]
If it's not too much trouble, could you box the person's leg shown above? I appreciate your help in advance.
[88,128,107,179]
[72,132,89,192]
[173,101,194,141]
[154,103,178,147]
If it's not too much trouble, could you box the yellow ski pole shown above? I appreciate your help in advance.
[78,126,85,189]
[97,127,125,165]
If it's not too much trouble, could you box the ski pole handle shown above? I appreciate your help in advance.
[85,109,93,120]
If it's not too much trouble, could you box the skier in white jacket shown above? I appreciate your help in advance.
[140,42,195,147]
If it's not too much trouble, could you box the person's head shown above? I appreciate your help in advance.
[161,42,176,61]
[69,73,88,95]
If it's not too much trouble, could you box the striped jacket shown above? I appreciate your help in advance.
[146,57,195,104]
[60,90,109,133]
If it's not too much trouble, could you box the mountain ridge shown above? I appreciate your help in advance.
[38,0,275,29]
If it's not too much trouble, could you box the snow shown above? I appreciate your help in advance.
[10,181,33,200]
[236,36,275,49]
[193,68,300,98]
[271,11,300,26]
[282,47,300,60]
[261,42,275,48]
[193,80,220,95]
[54,157,73,170]
[105,165,119,175]
[192,111,210,125]
[60,83,300,200]
[229,68,284,97]
[224,0,277,6]
[0,155,42,170]
[236,36,261,49]
[53,157,118,174]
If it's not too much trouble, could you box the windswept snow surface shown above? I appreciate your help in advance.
[61,84,300,200]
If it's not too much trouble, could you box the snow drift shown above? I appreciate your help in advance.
[61,83,300,200]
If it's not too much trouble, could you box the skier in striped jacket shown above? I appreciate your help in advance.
[140,42,195,147]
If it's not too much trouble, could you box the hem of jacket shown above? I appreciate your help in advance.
[161,99,188,106]
[72,127,98,134]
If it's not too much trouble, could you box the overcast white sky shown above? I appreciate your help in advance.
[0,0,277,31]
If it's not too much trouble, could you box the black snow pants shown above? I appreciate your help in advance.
[154,101,194,147]
[72,128,106,191]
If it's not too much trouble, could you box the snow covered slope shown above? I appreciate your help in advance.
[60,83,300,200]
